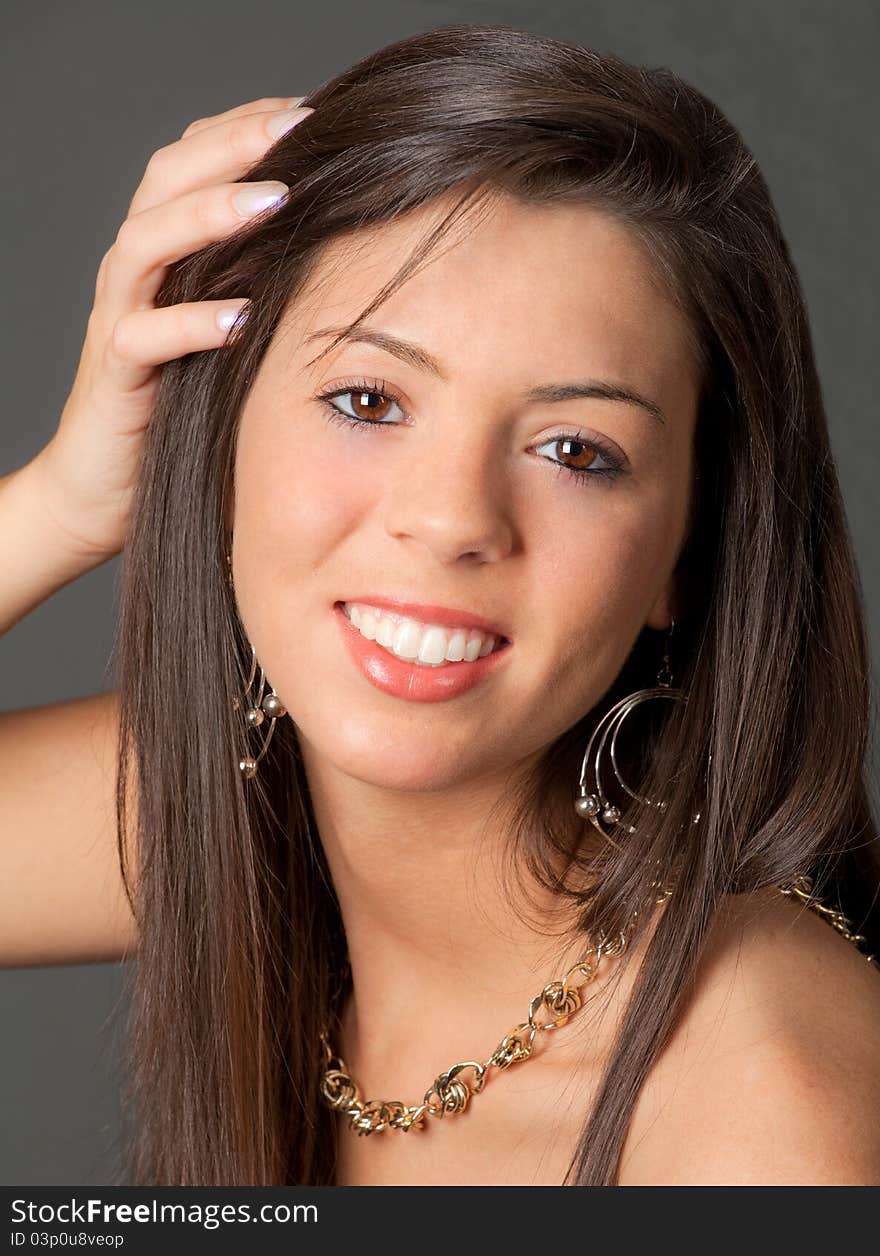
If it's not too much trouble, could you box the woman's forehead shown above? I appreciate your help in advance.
[271,196,700,399]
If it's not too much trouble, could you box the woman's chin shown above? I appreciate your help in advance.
[301,724,492,794]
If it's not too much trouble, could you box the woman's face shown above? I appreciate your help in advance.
[229,195,700,792]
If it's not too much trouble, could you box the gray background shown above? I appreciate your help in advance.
[1,0,877,1185]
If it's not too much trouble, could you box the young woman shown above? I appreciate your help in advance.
[2,23,879,1187]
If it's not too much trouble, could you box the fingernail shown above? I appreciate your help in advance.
[217,302,250,332]
[233,182,289,216]
[266,106,313,140]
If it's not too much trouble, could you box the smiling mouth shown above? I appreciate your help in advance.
[337,600,510,668]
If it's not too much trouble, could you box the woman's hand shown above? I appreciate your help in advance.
[31,94,312,564]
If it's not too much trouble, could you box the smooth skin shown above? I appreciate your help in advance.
[1,96,879,1186]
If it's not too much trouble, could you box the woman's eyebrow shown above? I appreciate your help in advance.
[304,324,667,425]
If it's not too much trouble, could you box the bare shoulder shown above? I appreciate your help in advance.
[0,688,138,966]
[618,885,880,1185]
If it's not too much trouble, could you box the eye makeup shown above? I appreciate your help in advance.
[313,377,628,487]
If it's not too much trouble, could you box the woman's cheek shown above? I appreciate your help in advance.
[541,494,681,651]
[251,420,378,558]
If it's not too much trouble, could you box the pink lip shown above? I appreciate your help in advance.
[334,597,510,639]
[333,604,512,703]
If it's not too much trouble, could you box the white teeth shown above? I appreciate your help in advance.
[375,616,395,649]
[446,630,467,662]
[463,635,483,662]
[417,626,449,665]
[392,619,423,661]
[358,609,379,641]
[344,602,502,667]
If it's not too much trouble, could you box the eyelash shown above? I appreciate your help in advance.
[314,377,626,486]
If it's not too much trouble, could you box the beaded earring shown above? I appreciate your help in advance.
[574,620,702,849]
[225,549,287,779]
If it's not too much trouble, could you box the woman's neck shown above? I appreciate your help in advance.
[299,735,645,1100]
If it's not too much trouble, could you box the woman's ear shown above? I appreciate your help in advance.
[645,575,682,632]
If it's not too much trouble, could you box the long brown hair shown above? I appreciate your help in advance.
[110,22,880,1185]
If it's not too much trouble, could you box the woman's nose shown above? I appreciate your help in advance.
[381,430,515,565]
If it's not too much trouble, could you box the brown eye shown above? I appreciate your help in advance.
[554,437,600,470]
[349,390,396,421]
[318,384,406,426]
[533,434,624,486]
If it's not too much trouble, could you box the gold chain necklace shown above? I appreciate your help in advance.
[319,874,877,1137]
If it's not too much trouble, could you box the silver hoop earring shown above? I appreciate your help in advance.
[226,549,287,779]
[574,619,700,849]
[233,643,287,778]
